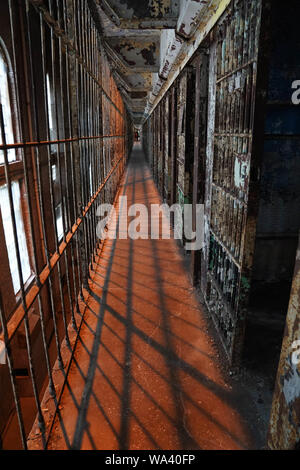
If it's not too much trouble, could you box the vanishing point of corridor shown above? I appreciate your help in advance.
[42,145,253,450]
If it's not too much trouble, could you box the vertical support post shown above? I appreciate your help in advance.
[268,232,300,450]
[191,51,208,285]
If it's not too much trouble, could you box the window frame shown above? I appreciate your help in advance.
[0,38,34,299]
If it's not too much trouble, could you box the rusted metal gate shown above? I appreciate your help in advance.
[202,0,269,364]
[158,102,164,195]
[190,51,208,284]
[169,85,177,207]
[175,67,195,245]
[153,106,159,186]
[162,95,170,203]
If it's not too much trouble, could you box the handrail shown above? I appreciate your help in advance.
[0,153,125,346]
[0,134,125,151]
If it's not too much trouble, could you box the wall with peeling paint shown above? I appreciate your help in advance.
[268,235,300,449]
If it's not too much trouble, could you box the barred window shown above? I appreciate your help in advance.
[0,43,32,294]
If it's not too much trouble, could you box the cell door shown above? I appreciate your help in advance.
[205,0,269,364]
[176,68,195,246]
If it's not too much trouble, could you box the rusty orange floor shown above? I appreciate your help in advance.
[46,144,255,450]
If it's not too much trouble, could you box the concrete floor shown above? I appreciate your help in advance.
[45,144,257,450]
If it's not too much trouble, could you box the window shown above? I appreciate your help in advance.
[46,72,64,241]
[46,73,54,134]
[0,42,32,294]
[89,162,93,197]
[52,163,57,181]
[55,203,64,241]
[0,182,31,293]
[0,47,16,163]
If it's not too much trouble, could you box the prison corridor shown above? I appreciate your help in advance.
[24,144,254,450]
[1,0,299,451]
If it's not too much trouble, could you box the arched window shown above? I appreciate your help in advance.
[0,41,31,295]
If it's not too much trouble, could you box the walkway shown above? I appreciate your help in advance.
[44,144,255,450]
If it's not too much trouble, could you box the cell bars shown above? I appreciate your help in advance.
[0,0,130,449]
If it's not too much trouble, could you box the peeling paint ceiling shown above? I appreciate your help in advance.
[89,0,230,127]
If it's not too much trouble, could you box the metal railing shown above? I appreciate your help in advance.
[0,0,132,449]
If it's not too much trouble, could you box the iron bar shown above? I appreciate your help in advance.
[0,293,28,449]
[0,101,46,445]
